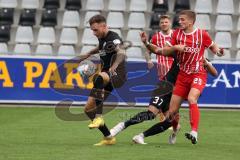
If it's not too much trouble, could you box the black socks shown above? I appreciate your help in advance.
[124,111,156,128]
[143,118,172,137]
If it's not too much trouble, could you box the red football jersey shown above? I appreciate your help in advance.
[170,28,213,74]
[151,30,174,80]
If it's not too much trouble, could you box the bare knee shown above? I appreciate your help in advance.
[188,95,198,104]
[148,105,159,115]
[98,72,110,85]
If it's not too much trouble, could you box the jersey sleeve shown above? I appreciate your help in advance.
[169,30,178,46]
[150,34,157,45]
[111,32,122,45]
[202,30,213,48]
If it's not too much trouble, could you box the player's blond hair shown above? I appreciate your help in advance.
[159,15,171,21]
[179,10,196,24]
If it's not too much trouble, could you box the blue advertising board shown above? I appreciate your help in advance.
[0,56,239,107]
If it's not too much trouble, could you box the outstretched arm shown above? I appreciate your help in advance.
[140,32,185,56]
[144,50,154,69]
[204,58,218,77]
[75,46,100,63]
[209,43,224,57]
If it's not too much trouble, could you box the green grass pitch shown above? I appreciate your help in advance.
[0,106,240,160]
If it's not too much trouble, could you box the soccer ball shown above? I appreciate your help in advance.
[77,60,97,78]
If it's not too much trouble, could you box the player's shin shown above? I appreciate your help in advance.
[90,75,105,116]
[189,103,200,132]
[143,118,172,137]
[124,110,156,128]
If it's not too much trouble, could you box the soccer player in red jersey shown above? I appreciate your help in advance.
[140,10,224,144]
[146,15,174,80]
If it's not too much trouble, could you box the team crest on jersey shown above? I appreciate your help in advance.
[196,42,200,46]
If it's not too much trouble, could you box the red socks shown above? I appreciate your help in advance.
[189,103,200,132]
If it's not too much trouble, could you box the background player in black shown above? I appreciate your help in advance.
[78,15,128,146]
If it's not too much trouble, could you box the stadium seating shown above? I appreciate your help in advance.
[41,9,57,27]
[107,12,124,28]
[128,12,146,29]
[236,33,240,49]
[43,0,60,9]
[37,27,55,44]
[152,0,168,13]
[194,14,211,30]
[60,28,78,45]
[174,0,190,12]
[108,0,126,11]
[126,30,143,46]
[236,51,240,60]
[82,28,98,45]
[81,45,95,54]
[65,0,82,10]
[14,44,31,55]
[0,25,10,43]
[129,0,147,12]
[84,11,100,27]
[216,0,234,14]
[58,45,75,56]
[150,12,162,30]
[0,42,8,53]
[195,0,212,13]
[35,44,53,55]
[0,0,238,61]
[0,0,17,8]
[215,32,232,49]
[19,9,36,26]
[237,17,240,31]
[86,0,104,11]
[21,0,39,9]
[0,8,14,26]
[15,26,33,43]
[215,15,233,31]
[126,47,143,59]
[62,10,80,27]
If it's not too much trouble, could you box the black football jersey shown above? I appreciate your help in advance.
[98,30,123,71]
[164,54,180,85]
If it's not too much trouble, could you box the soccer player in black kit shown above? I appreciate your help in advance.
[79,15,128,146]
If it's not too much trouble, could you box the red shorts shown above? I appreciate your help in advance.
[173,71,207,99]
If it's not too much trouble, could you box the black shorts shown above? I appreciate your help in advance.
[149,92,172,113]
[103,63,126,89]
[148,81,174,112]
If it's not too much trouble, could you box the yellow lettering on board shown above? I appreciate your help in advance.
[0,61,13,87]
[39,62,66,88]
[23,62,43,88]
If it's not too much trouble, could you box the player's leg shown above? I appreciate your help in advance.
[110,105,158,137]
[88,72,110,128]
[185,88,201,144]
[84,98,112,139]
[185,74,207,144]
[168,112,181,144]
[133,96,183,144]
[132,111,173,144]
[92,72,110,116]
[111,91,171,137]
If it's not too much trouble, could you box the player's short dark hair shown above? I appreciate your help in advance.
[89,14,106,26]
[160,15,171,21]
[179,10,196,24]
